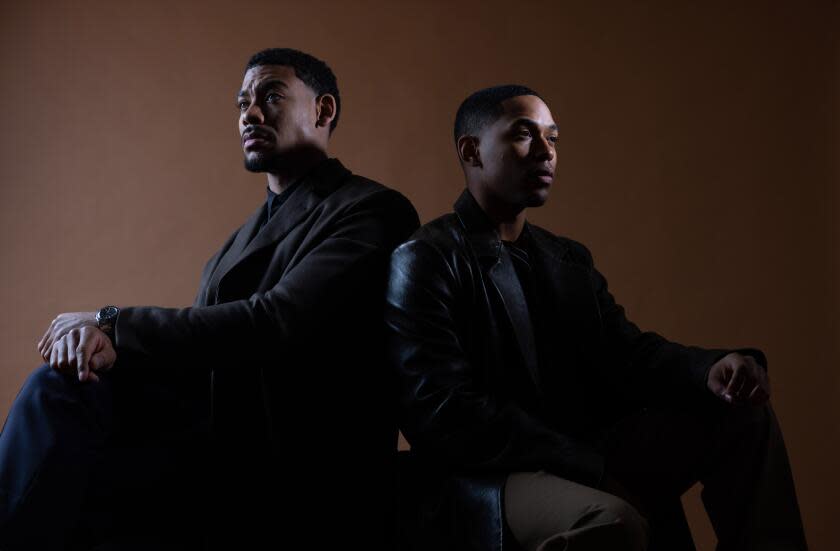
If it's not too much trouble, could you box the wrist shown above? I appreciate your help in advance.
[95,305,120,342]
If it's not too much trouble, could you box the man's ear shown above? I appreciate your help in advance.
[315,94,337,131]
[457,136,482,167]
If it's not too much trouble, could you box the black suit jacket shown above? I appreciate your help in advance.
[386,188,766,488]
[113,158,420,546]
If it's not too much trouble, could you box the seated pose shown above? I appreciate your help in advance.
[0,48,419,550]
[385,85,807,551]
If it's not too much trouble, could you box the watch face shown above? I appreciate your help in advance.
[99,306,118,321]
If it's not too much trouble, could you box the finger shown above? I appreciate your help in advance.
[90,352,112,373]
[723,363,746,399]
[37,327,51,357]
[76,340,93,382]
[89,352,105,372]
[734,381,756,404]
[90,344,117,373]
[50,339,69,374]
[747,384,768,405]
[66,330,80,370]
[38,317,57,348]
[732,369,750,401]
[56,339,69,372]
[706,363,729,395]
[71,330,95,381]
[44,315,76,356]
[49,341,59,370]
[43,328,60,362]
[77,333,94,380]
[747,357,771,394]
[41,332,54,361]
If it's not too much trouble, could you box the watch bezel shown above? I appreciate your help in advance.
[96,305,119,329]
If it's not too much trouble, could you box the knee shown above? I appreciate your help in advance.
[11,364,98,421]
[594,495,650,550]
[18,364,73,403]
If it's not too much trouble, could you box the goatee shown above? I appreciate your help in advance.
[244,153,279,173]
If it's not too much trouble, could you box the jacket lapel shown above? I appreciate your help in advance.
[487,251,541,388]
[204,204,266,303]
[206,158,351,303]
[454,190,541,389]
[529,227,601,347]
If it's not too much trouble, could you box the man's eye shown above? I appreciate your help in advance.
[237,101,249,110]
[516,129,531,138]
[548,135,558,143]
[266,93,281,102]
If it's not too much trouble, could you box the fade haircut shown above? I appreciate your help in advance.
[453,84,542,144]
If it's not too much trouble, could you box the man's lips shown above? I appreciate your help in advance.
[529,168,555,184]
[243,137,271,150]
[242,129,273,150]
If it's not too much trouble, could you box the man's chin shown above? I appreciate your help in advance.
[525,190,550,208]
[244,153,278,173]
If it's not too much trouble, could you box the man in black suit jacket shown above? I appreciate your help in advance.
[0,48,419,550]
[386,85,807,550]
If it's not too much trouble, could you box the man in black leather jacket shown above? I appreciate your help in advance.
[386,85,807,551]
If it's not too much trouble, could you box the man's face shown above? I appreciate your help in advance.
[237,64,320,172]
[475,95,557,209]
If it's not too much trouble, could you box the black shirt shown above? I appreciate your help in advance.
[499,230,551,417]
[261,179,302,229]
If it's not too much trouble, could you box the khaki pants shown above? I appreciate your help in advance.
[504,400,808,551]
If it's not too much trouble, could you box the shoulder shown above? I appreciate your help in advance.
[329,172,417,218]
[389,213,476,291]
[394,213,464,257]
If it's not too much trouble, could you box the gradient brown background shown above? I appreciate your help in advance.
[1,0,837,548]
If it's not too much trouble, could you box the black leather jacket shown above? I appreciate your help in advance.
[386,189,766,489]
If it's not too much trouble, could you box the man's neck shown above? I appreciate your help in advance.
[266,151,328,195]
[497,217,526,242]
[467,184,526,242]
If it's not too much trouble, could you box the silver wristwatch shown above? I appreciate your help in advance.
[95,305,120,340]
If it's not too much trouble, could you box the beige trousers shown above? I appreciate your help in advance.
[503,401,807,551]
[505,470,649,551]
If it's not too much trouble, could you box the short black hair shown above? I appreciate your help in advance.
[246,48,341,133]
[453,84,542,144]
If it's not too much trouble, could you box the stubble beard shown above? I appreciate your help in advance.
[244,151,281,173]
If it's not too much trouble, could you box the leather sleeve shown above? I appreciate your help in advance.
[386,239,606,487]
[575,240,768,397]
[115,189,419,364]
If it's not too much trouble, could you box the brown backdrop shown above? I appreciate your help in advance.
[1,1,837,548]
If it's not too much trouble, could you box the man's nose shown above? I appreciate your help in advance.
[532,135,555,162]
[242,102,264,125]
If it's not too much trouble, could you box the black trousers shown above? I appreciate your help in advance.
[505,393,809,551]
[0,360,400,551]
[0,362,215,550]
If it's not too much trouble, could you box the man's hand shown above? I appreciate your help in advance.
[707,352,770,406]
[48,326,116,382]
[38,311,97,360]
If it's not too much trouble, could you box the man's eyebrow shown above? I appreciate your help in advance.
[510,117,558,132]
[236,79,289,99]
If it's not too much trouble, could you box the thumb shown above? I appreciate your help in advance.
[90,347,116,372]
[706,363,731,398]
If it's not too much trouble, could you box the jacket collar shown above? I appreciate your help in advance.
[453,188,503,260]
[208,157,350,299]
[240,157,349,259]
[454,188,558,261]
